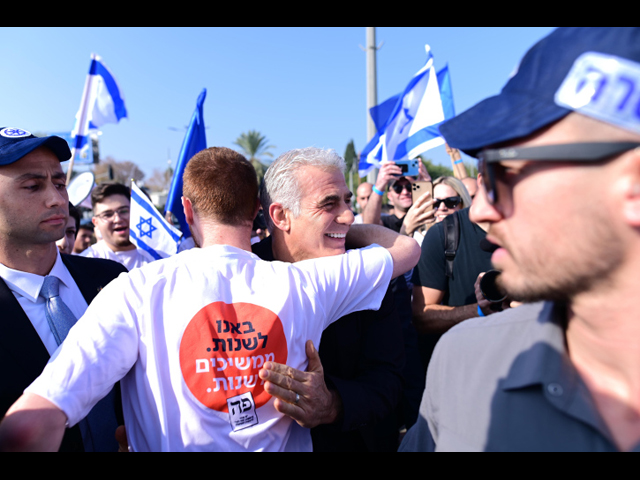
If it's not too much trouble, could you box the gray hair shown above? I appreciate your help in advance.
[260,147,346,230]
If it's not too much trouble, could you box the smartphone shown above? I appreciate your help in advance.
[394,159,421,178]
[412,181,433,204]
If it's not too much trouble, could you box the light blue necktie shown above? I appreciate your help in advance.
[40,276,76,346]
[40,275,119,453]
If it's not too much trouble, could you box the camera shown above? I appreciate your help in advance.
[480,270,508,304]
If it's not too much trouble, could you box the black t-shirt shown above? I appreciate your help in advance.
[381,214,405,233]
[411,208,493,307]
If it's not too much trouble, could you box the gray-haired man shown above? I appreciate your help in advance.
[255,147,416,451]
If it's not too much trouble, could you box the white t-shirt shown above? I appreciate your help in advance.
[81,241,155,271]
[28,244,393,452]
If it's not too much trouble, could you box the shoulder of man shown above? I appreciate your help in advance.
[62,254,128,282]
[430,302,558,385]
[423,302,565,451]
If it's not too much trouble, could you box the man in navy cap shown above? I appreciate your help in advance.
[400,27,640,452]
[0,128,126,452]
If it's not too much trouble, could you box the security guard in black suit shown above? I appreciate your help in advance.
[0,128,127,451]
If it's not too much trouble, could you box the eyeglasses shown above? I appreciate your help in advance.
[433,196,462,209]
[94,207,130,222]
[391,183,412,194]
[478,142,640,205]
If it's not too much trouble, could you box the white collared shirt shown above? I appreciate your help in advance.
[0,251,89,355]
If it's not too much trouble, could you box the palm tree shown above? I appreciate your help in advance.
[233,131,276,184]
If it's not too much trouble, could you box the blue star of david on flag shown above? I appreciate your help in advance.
[136,217,157,239]
[129,182,182,260]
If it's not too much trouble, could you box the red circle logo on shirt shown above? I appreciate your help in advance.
[180,302,288,413]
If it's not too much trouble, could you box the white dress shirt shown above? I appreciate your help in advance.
[0,251,89,355]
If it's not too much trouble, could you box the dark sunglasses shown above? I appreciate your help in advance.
[433,196,462,209]
[478,142,640,205]
[391,183,412,194]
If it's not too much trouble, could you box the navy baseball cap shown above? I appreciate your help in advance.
[0,127,72,166]
[440,27,640,158]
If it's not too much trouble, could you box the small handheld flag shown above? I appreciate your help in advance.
[130,182,182,261]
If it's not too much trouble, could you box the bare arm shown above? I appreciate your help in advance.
[411,285,481,334]
[0,393,67,452]
[412,271,509,334]
[347,224,421,279]
[446,144,470,180]
[361,162,402,226]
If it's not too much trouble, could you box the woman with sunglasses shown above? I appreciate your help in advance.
[432,177,473,223]
[402,176,473,243]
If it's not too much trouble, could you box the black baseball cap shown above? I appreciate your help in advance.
[0,127,72,166]
[440,27,640,157]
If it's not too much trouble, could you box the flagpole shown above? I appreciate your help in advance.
[366,27,380,185]
[67,53,97,185]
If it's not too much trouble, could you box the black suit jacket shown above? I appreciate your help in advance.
[0,254,127,452]
[252,238,406,452]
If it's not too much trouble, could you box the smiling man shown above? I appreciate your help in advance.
[260,148,356,262]
[82,183,154,271]
[255,147,409,451]
[401,27,640,453]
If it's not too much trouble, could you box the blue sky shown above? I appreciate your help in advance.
[0,27,556,181]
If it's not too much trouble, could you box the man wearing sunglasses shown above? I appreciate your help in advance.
[362,161,434,237]
[82,183,154,271]
[401,27,640,452]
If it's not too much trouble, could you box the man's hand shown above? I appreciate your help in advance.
[445,144,462,162]
[474,273,512,316]
[259,340,342,429]
[475,273,494,316]
[116,426,129,453]
[375,162,403,192]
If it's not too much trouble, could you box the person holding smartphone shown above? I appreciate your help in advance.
[362,160,434,236]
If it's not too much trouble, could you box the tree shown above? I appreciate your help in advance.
[420,157,454,180]
[145,164,174,193]
[344,140,359,194]
[234,131,276,184]
[94,156,145,186]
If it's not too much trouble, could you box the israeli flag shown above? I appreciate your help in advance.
[130,182,183,261]
[359,46,451,177]
[165,89,207,239]
[71,54,128,153]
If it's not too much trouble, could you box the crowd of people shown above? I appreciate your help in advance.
[1,27,640,452]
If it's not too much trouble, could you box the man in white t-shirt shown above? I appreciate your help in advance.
[0,147,420,452]
[81,183,155,270]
